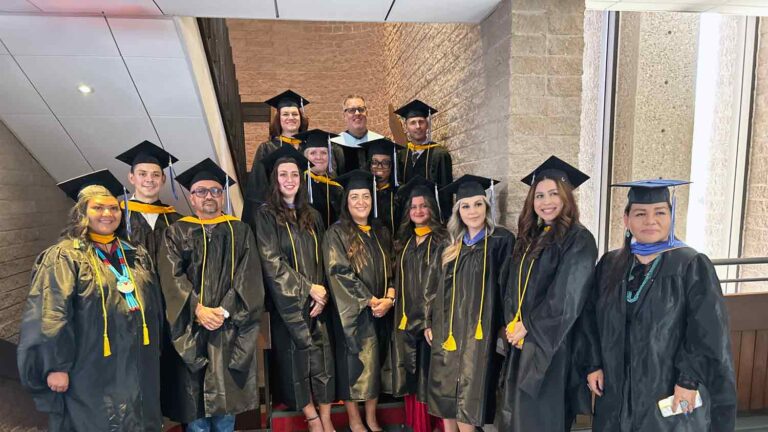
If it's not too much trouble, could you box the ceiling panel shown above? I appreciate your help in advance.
[125,57,202,117]
[0,0,39,12]
[0,42,8,55]
[109,18,185,58]
[387,0,499,23]
[154,0,276,18]
[151,116,214,172]
[0,55,49,115]
[27,0,161,15]
[278,0,391,22]
[0,16,118,56]
[17,55,145,117]
[58,116,159,168]
[1,113,91,180]
[608,2,713,11]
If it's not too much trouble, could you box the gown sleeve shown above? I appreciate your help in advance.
[224,225,265,372]
[254,209,313,350]
[519,229,597,397]
[323,227,374,353]
[674,253,736,431]
[572,255,606,375]
[17,245,77,413]
[242,142,272,224]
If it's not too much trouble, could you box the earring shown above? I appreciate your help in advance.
[625,229,631,238]
[537,216,543,226]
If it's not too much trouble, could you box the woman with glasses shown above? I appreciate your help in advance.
[243,90,311,223]
[361,138,403,234]
[427,175,514,432]
[18,171,163,431]
[323,170,394,432]
[254,146,336,432]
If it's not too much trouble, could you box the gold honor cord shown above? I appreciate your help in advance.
[398,230,433,331]
[506,245,535,349]
[403,142,439,181]
[355,231,388,297]
[194,218,236,307]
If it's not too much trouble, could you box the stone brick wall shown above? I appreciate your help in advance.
[228,19,388,169]
[0,120,70,343]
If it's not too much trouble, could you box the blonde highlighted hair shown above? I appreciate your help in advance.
[441,195,496,266]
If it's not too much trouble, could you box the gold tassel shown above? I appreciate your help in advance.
[506,317,518,335]
[142,325,150,346]
[474,322,484,340]
[442,333,457,351]
[103,335,112,357]
[398,314,408,330]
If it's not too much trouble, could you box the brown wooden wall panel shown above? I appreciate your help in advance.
[751,330,768,410]
[737,330,756,410]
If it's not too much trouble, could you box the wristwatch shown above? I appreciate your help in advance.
[385,295,396,306]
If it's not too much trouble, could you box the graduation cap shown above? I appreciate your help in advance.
[295,129,338,173]
[612,179,691,205]
[336,169,380,217]
[396,175,442,220]
[264,89,309,110]
[175,158,236,214]
[360,137,404,186]
[261,144,312,177]
[394,99,438,120]
[115,140,180,199]
[520,155,589,189]
[58,169,128,202]
[441,174,499,201]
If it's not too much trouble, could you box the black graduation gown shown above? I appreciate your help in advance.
[399,144,452,219]
[336,144,367,174]
[375,185,400,236]
[308,174,344,228]
[497,224,597,432]
[392,232,445,401]
[17,238,163,432]
[158,218,264,422]
[243,137,293,224]
[580,247,736,432]
[323,223,394,401]
[118,199,183,261]
[427,227,514,426]
[254,206,335,409]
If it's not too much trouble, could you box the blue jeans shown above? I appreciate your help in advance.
[186,415,236,432]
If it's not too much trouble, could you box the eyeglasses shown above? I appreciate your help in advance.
[191,187,224,198]
[370,160,392,168]
[343,106,367,115]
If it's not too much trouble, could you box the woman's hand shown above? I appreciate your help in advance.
[672,385,698,415]
[587,369,604,397]
[424,328,433,346]
[372,297,393,318]
[47,372,69,393]
[309,284,328,306]
[507,321,527,349]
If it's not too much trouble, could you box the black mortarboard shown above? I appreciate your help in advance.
[613,179,691,205]
[441,174,500,201]
[360,138,403,186]
[261,145,312,177]
[396,175,436,201]
[174,158,236,191]
[115,140,178,169]
[295,129,339,148]
[394,99,438,119]
[520,155,589,188]
[58,169,128,202]
[264,89,310,110]
[336,169,375,192]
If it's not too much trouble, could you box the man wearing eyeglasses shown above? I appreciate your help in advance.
[331,95,385,174]
[158,158,264,432]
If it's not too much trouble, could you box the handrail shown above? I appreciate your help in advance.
[711,257,768,266]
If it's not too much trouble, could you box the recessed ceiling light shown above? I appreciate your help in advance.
[77,84,93,94]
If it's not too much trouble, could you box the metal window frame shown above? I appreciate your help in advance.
[597,10,619,257]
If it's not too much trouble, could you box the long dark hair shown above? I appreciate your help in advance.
[338,187,384,271]
[269,106,309,138]
[513,176,580,261]
[266,157,315,232]
[394,192,447,256]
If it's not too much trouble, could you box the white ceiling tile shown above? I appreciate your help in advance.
[0,42,8,55]
[27,0,161,15]
[710,5,768,14]
[0,0,40,12]
[58,116,159,168]
[108,18,185,58]
[278,0,391,22]
[387,0,500,23]
[154,0,276,18]
[151,116,214,169]
[728,0,768,5]
[125,57,202,117]
[585,1,619,9]
[16,55,145,117]
[609,2,714,11]
[0,55,49,115]
[1,113,91,181]
[0,16,118,56]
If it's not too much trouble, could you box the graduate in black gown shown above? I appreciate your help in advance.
[497,156,597,432]
[391,176,448,432]
[578,179,736,432]
[157,159,264,431]
[323,169,395,432]
[298,129,344,228]
[243,90,310,223]
[427,175,515,431]
[395,100,453,220]
[115,140,183,260]
[254,146,336,432]
[360,137,403,235]
[18,171,163,432]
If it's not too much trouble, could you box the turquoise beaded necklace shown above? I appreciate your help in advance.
[625,256,661,303]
